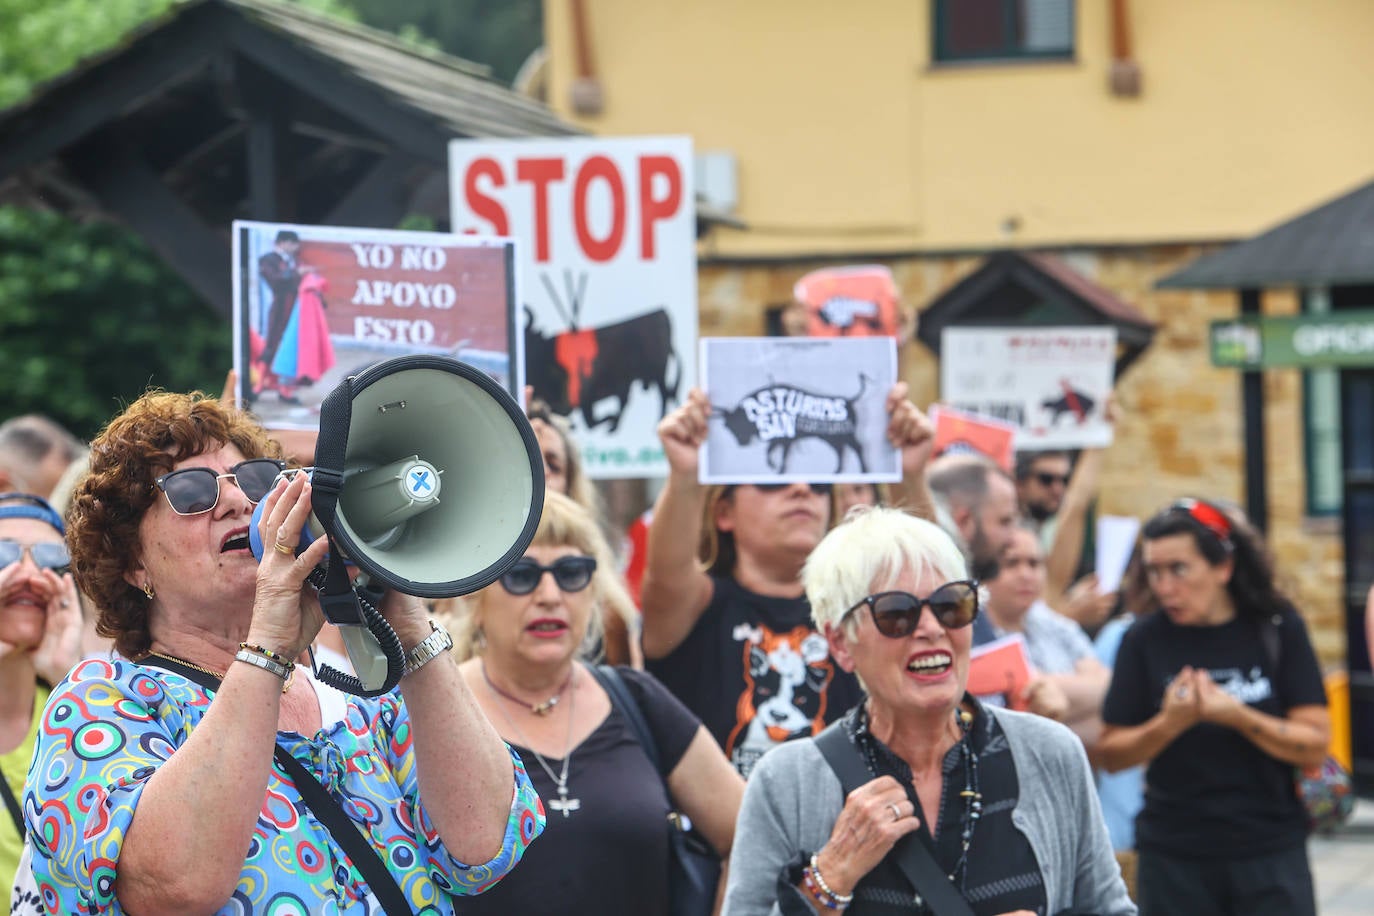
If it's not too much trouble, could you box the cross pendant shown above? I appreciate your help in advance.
[549,785,580,817]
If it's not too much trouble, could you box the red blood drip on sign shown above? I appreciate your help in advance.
[555,330,599,407]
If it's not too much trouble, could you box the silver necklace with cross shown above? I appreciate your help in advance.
[489,667,581,817]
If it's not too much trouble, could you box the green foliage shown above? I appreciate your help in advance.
[0,207,229,439]
[346,0,542,85]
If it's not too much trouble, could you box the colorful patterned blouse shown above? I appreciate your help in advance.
[22,659,544,915]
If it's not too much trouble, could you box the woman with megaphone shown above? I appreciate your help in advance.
[446,490,744,916]
[21,390,543,915]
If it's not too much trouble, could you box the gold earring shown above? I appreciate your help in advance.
[142,582,154,600]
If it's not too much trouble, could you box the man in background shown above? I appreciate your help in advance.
[926,452,1019,581]
[0,414,84,500]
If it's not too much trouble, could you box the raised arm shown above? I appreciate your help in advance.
[640,388,716,659]
[885,382,936,522]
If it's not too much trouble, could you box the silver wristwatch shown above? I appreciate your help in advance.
[404,620,454,675]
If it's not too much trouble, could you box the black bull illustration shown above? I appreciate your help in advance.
[524,307,681,432]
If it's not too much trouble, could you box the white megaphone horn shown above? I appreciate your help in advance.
[253,355,545,696]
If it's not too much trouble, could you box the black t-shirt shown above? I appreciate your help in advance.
[1101,605,1326,858]
[460,667,699,916]
[646,574,865,777]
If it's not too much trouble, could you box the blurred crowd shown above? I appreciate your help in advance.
[0,315,1356,916]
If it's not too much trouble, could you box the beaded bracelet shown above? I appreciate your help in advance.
[801,866,849,911]
[806,854,854,910]
[239,643,295,669]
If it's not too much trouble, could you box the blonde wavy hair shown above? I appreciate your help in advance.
[439,490,636,663]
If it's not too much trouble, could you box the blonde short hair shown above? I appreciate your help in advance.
[444,490,628,661]
[802,506,968,633]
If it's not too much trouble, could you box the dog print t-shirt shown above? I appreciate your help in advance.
[647,574,864,778]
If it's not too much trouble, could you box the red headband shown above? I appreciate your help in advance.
[1171,498,1233,548]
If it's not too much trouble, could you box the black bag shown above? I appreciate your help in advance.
[589,665,720,916]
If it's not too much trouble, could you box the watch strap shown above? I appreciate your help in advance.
[404,621,453,675]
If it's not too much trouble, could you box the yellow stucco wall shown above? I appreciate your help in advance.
[545,0,1374,257]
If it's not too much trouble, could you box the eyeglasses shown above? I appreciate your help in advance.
[1034,472,1070,488]
[500,556,597,595]
[751,482,833,496]
[154,458,287,515]
[845,581,980,637]
[0,539,70,572]
[1170,498,1233,547]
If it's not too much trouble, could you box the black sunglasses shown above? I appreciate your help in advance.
[846,581,980,637]
[0,539,70,572]
[155,458,288,516]
[751,482,833,496]
[500,556,597,596]
[1034,472,1070,487]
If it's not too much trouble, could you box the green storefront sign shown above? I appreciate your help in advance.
[1210,310,1374,369]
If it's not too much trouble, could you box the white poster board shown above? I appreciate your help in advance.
[449,136,697,479]
[699,337,900,485]
[939,327,1117,449]
[232,221,518,431]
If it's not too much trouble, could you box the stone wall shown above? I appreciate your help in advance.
[696,245,1347,668]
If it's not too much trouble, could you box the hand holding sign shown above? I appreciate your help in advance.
[657,387,710,481]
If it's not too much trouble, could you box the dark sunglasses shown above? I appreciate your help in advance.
[751,482,833,496]
[500,556,597,596]
[155,458,288,516]
[846,580,980,637]
[0,539,70,572]
[1034,472,1069,487]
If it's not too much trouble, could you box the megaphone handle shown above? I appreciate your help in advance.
[305,566,406,698]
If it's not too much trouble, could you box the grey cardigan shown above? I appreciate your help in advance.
[722,706,1136,915]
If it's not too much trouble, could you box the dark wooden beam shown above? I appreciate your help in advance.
[0,5,232,179]
[226,16,452,166]
[64,136,231,317]
[239,57,296,221]
[1240,287,1268,531]
[323,151,412,227]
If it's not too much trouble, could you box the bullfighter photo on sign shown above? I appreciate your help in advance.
[699,336,900,485]
[232,221,520,431]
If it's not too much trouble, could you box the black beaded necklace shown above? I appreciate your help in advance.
[948,708,982,891]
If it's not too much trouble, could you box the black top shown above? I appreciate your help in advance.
[459,667,699,916]
[1101,605,1326,858]
[646,574,865,777]
[853,701,1044,915]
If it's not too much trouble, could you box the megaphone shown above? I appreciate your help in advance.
[251,355,545,696]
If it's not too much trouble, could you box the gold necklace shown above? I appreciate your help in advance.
[145,651,294,694]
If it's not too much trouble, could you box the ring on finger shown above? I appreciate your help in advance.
[1175,686,1189,699]
[887,802,901,822]
[274,541,295,556]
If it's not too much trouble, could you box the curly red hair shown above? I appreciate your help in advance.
[68,391,281,659]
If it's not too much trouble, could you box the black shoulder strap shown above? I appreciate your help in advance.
[814,722,975,916]
[0,764,23,840]
[588,665,665,775]
[1259,613,1282,671]
[140,657,412,915]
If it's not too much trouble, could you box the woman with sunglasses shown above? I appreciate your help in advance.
[724,506,1131,916]
[448,490,743,915]
[1098,500,1327,915]
[22,391,542,915]
[0,493,82,910]
[643,386,934,778]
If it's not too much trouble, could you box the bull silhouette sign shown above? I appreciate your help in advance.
[523,270,682,433]
[699,336,901,485]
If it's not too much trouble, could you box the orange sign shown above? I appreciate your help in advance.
[793,265,901,338]
[930,405,1017,472]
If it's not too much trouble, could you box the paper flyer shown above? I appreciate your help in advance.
[698,336,900,485]
[968,633,1034,712]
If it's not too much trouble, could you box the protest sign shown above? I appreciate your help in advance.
[699,337,899,485]
[929,404,1017,472]
[233,222,518,431]
[1096,515,1142,595]
[968,633,1034,712]
[449,135,696,479]
[939,327,1117,449]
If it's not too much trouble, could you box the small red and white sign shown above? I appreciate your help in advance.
[939,327,1116,450]
[450,136,697,479]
